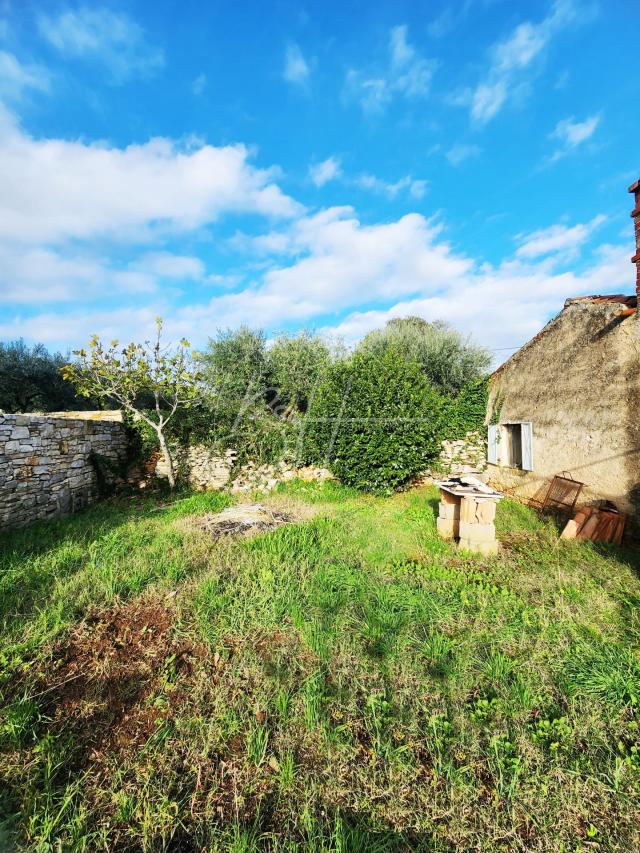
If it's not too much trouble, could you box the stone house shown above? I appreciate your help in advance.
[485,181,640,518]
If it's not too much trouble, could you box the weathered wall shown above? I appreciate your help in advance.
[155,445,235,490]
[486,299,640,516]
[0,412,128,529]
[439,431,487,474]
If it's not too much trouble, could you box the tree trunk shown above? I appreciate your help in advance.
[157,428,175,490]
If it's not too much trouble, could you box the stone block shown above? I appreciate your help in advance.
[438,501,460,520]
[436,516,459,540]
[476,500,496,523]
[440,490,459,506]
[10,426,30,440]
[458,520,496,542]
[458,537,499,556]
[460,497,479,523]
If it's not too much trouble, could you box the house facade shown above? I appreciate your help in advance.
[485,181,640,518]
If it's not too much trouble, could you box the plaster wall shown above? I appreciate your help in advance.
[486,301,640,516]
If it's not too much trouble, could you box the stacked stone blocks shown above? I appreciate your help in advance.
[458,496,498,555]
[436,490,460,539]
[0,412,128,529]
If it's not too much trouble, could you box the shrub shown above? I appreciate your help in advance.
[359,316,490,397]
[304,348,445,493]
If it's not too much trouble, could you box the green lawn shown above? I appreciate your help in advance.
[1,483,639,851]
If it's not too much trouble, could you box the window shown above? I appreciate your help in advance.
[488,422,533,471]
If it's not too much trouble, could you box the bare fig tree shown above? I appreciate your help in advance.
[62,318,198,489]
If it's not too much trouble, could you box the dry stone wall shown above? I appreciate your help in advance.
[439,431,487,475]
[0,412,128,529]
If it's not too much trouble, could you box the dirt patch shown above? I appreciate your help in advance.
[195,503,294,539]
[29,596,204,763]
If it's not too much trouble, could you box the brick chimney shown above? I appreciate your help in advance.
[629,178,640,298]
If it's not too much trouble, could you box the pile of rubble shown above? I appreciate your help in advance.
[229,462,333,494]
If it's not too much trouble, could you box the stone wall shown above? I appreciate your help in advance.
[155,445,236,490]
[0,411,128,529]
[439,431,487,475]
[154,443,333,493]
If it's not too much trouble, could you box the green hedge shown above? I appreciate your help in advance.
[303,348,445,494]
[441,377,488,441]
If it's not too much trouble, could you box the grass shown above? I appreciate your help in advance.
[1,481,639,851]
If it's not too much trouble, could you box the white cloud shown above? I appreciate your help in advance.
[515,215,606,260]
[191,73,206,95]
[0,111,301,245]
[2,202,629,365]
[355,173,427,199]
[549,114,600,161]
[0,243,211,306]
[470,80,507,124]
[0,50,49,100]
[37,6,164,83]
[464,0,578,125]
[428,1,474,38]
[446,143,481,166]
[283,43,310,87]
[309,157,342,187]
[132,252,205,280]
[345,24,437,113]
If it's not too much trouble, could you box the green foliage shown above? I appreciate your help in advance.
[197,326,268,404]
[488,386,505,426]
[359,316,490,397]
[266,330,331,412]
[441,377,489,440]
[531,716,574,755]
[122,409,159,463]
[304,347,445,493]
[0,339,88,413]
[562,641,640,710]
[62,318,199,488]
[196,327,293,464]
[62,319,198,416]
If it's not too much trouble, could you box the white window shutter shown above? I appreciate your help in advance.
[487,424,499,465]
[521,422,534,471]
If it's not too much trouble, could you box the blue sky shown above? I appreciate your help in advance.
[0,0,638,364]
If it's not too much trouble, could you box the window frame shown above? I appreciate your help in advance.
[488,421,534,471]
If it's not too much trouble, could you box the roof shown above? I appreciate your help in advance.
[491,293,637,379]
[563,294,637,308]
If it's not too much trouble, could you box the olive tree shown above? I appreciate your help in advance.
[359,316,491,397]
[267,331,331,413]
[62,319,198,489]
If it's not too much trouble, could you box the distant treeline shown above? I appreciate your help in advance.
[0,340,94,413]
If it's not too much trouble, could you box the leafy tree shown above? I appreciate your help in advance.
[359,316,491,397]
[198,326,268,403]
[0,339,86,413]
[62,319,198,489]
[194,327,270,458]
[304,347,445,493]
[267,331,331,413]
